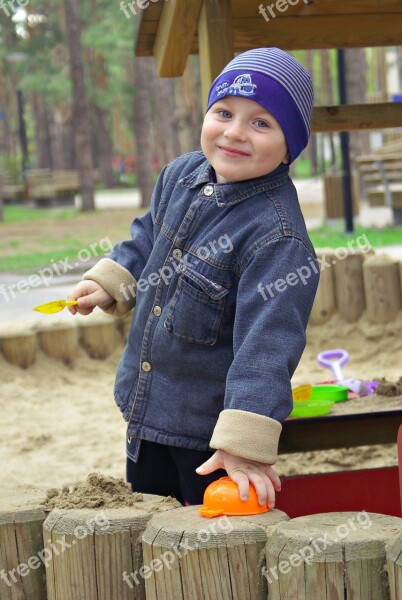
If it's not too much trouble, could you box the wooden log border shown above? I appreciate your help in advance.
[1,251,402,368]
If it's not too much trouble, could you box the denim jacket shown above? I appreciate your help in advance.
[84,151,319,464]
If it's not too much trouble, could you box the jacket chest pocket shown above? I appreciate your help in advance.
[164,265,229,345]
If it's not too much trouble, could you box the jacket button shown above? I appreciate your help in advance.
[141,361,152,372]
[203,185,214,196]
[172,248,182,260]
[153,306,161,316]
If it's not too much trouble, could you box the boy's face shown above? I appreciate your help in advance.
[201,96,289,184]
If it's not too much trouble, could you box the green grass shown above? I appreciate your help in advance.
[293,159,312,179]
[3,205,81,223]
[309,224,402,249]
[0,244,111,274]
[0,205,127,272]
[2,205,401,274]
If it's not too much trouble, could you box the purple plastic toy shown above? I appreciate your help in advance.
[317,349,349,381]
[317,349,379,396]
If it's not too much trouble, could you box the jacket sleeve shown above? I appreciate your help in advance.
[82,166,168,316]
[210,236,319,464]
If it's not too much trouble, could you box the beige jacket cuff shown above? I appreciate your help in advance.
[210,409,282,465]
[83,258,137,317]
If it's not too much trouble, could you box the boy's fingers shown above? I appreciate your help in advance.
[265,466,281,491]
[248,474,268,507]
[228,469,250,501]
[264,479,276,509]
[195,453,220,475]
[246,472,276,508]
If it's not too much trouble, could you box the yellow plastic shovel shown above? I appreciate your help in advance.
[33,300,78,314]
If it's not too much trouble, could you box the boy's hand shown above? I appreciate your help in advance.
[196,449,281,509]
[68,280,113,315]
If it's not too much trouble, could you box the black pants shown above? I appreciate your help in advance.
[126,440,226,505]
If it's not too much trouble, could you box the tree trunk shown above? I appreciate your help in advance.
[90,100,115,188]
[85,23,115,189]
[345,49,370,160]
[30,92,53,168]
[320,49,336,170]
[150,64,181,165]
[133,56,154,208]
[48,105,76,169]
[63,0,95,211]
[375,47,388,102]
[0,60,14,156]
[180,57,203,153]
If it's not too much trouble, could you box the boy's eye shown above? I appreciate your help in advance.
[218,110,232,119]
[255,119,269,128]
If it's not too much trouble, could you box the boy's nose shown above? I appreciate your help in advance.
[223,120,247,142]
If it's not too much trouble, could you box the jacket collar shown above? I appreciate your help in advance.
[179,153,290,207]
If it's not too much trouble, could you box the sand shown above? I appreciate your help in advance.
[43,472,180,511]
[0,311,401,492]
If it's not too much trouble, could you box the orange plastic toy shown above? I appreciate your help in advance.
[199,476,269,518]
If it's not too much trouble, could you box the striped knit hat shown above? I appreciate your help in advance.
[206,48,314,163]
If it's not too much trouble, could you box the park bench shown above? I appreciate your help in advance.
[3,168,100,206]
[355,152,402,225]
[24,169,86,206]
[0,160,25,202]
[52,170,80,193]
[24,168,55,206]
[0,168,25,202]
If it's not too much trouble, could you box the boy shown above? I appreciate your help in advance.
[69,48,319,508]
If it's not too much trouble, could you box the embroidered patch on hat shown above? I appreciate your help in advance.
[215,74,258,98]
[227,74,257,97]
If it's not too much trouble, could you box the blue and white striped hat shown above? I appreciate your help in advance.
[206,48,314,163]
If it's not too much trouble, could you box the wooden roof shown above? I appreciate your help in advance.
[136,0,402,132]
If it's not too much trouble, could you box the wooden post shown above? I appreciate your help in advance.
[142,505,288,600]
[38,324,79,365]
[309,249,335,324]
[265,512,401,599]
[363,254,402,323]
[79,319,119,359]
[43,496,180,600]
[333,250,368,322]
[198,0,234,110]
[324,171,360,219]
[153,0,203,77]
[388,531,402,600]
[0,332,37,368]
[0,486,47,599]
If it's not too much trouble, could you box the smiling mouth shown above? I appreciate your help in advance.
[218,146,250,157]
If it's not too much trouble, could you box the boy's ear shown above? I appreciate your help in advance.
[282,152,290,165]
